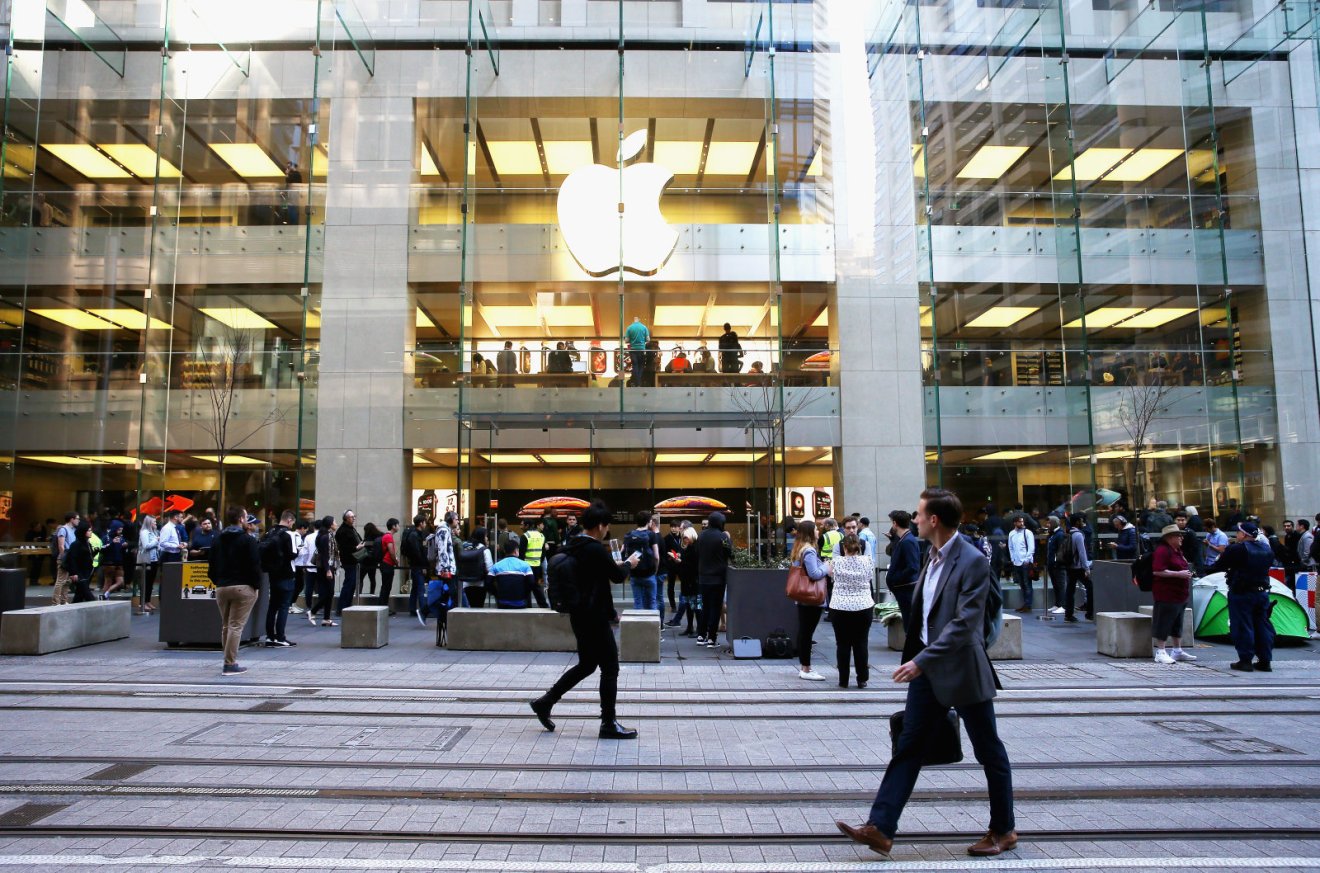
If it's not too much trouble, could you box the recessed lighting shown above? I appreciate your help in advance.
[20,455,110,466]
[79,455,163,466]
[708,452,765,463]
[965,306,1038,328]
[1103,148,1184,182]
[542,141,594,175]
[1063,307,1144,329]
[486,141,543,175]
[973,450,1047,461]
[200,307,277,330]
[416,309,435,329]
[956,145,1029,180]
[654,453,712,463]
[31,309,119,330]
[482,454,542,464]
[420,150,442,177]
[704,141,759,176]
[44,144,132,179]
[652,141,704,175]
[209,143,284,178]
[192,454,269,465]
[1112,308,1196,329]
[539,454,592,463]
[1053,147,1132,182]
[98,143,182,179]
[87,308,173,331]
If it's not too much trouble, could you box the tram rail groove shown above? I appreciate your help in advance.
[4,754,1315,774]
[1,825,1318,846]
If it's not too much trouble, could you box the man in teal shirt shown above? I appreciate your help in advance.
[624,316,649,387]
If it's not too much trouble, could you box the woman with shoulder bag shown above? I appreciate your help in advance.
[829,534,876,688]
[358,522,384,597]
[790,520,830,681]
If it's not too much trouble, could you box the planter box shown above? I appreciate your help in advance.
[725,567,797,657]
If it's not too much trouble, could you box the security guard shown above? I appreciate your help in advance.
[819,518,843,560]
[520,518,549,608]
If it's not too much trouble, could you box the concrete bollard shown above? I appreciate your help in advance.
[1096,611,1153,658]
[619,609,660,663]
[341,606,389,649]
[987,614,1023,660]
[887,619,906,652]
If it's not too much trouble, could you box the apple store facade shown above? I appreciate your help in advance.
[1,0,1319,541]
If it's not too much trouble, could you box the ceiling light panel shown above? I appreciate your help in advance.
[20,455,109,465]
[420,149,442,177]
[416,309,436,329]
[654,305,707,326]
[539,454,592,463]
[1103,148,1184,182]
[45,144,132,179]
[80,455,163,466]
[542,305,595,327]
[200,307,277,330]
[99,143,182,179]
[483,454,542,464]
[964,306,1038,328]
[32,308,119,330]
[652,142,704,175]
[973,450,1047,461]
[655,453,712,464]
[1112,308,1196,328]
[811,309,828,327]
[806,150,823,177]
[956,145,1029,179]
[543,141,594,175]
[703,141,759,176]
[1053,147,1132,182]
[1062,307,1144,329]
[87,308,173,331]
[192,454,269,465]
[709,452,765,463]
[209,143,284,178]
[487,141,543,175]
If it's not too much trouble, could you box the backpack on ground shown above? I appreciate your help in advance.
[1132,551,1155,592]
[547,548,588,613]
[258,527,287,575]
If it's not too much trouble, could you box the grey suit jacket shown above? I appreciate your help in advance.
[902,534,998,708]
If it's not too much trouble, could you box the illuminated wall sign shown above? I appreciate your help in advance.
[556,130,678,277]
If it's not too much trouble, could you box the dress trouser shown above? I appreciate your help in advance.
[1227,590,1275,663]
[890,584,915,626]
[336,564,359,612]
[699,581,726,644]
[377,565,396,607]
[868,674,1015,838]
[216,585,259,666]
[831,607,873,685]
[544,611,620,723]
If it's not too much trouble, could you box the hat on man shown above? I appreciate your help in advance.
[1238,521,1259,537]
[244,513,259,526]
[1160,524,1183,538]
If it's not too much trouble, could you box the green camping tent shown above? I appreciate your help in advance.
[1192,574,1310,645]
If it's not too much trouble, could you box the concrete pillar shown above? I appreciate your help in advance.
[314,94,412,526]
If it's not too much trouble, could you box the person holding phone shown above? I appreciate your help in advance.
[531,500,641,740]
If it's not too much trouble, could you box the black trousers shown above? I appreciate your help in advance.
[797,603,824,667]
[1064,568,1091,619]
[891,584,915,626]
[311,570,335,620]
[832,607,873,685]
[700,582,725,644]
[266,577,296,641]
[377,565,396,607]
[544,612,620,723]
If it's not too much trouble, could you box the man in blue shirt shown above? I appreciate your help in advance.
[858,517,878,559]
[490,540,535,608]
[1203,518,1229,570]
[624,316,649,387]
[1218,522,1276,672]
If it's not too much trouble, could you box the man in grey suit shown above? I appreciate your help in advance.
[837,487,1017,858]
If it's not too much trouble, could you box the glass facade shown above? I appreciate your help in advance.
[1,0,1317,542]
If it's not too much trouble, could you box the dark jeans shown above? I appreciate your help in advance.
[359,562,380,595]
[527,577,548,608]
[1064,568,1091,619]
[797,603,824,667]
[868,674,1014,838]
[891,584,915,627]
[700,582,725,644]
[71,579,94,602]
[336,564,359,613]
[312,571,335,620]
[143,562,160,604]
[266,577,296,641]
[832,607,873,685]
[1012,563,1033,608]
[628,349,645,386]
[408,567,429,618]
[544,611,620,723]
[378,565,397,607]
[1228,590,1275,663]
[666,574,677,610]
[1047,565,1065,608]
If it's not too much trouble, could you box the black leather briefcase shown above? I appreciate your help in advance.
[889,709,963,766]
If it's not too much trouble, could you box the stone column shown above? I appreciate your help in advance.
[314,94,413,526]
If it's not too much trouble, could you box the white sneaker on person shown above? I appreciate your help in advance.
[1153,649,1175,665]
[1171,649,1197,662]
[1049,606,1065,614]
[799,669,825,681]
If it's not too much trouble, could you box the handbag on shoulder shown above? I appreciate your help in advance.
[889,709,963,766]
[785,564,826,605]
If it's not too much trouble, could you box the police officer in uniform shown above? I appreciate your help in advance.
[520,518,549,608]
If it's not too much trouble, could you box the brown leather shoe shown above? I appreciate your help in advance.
[836,821,893,856]
[968,829,1019,856]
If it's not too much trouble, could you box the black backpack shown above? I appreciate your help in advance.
[258,528,287,574]
[622,529,655,575]
[455,543,487,580]
[48,531,60,558]
[1132,551,1156,592]
[1057,530,1077,568]
[547,548,588,614]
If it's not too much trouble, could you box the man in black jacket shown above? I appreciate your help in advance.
[531,500,640,739]
[264,510,299,648]
[886,510,921,625]
[334,510,363,614]
[209,506,261,676]
[695,512,732,648]
[401,514,430,623]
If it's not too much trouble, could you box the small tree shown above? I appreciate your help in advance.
[729,382,814,553]
[1114,378,1177,512]
[194,325,286,510]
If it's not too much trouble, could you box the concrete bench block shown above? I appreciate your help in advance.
[0,601,131,655]
[341,606,389,649]
[1137,604,1195,642]
[620,609,660,663]
[988,614,1023,661]
[887,619,906,652]
[447,607,576,652]
[1096,611,1153,658]
[390,594,410,615]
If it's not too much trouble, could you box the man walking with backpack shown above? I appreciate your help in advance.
[261,510,300,647]
[531,499,640,739]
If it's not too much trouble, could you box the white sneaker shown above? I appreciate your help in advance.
[1049,606,1065,614]
[1153,649,1175,665]
[798,669,825,681]
[1171,649,1198,662]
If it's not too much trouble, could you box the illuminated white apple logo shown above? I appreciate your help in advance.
[557,130,677,277]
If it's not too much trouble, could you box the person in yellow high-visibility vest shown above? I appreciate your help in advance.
[819,518,843,560]
[519,518,549,608]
